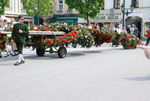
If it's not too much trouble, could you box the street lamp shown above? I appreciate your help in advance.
[121,0,134,29]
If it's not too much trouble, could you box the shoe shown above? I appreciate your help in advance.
[14,61,22,66]
[11,52,19,56]
[4,54,9,57]
[21,60,25,64]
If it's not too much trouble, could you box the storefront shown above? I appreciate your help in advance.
[126,8,150,37]
[142,8,150,36]
[81,9,123,29]
[50,14,78,24]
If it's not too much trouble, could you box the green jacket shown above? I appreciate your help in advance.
[12,23,29,43]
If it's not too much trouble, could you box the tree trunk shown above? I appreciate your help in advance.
[86,12,89,24]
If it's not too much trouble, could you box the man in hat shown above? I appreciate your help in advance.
[11,15,29,66]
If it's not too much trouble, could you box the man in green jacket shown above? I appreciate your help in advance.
[12,15,29,66]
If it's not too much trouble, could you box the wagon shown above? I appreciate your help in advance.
[0,31,68,58]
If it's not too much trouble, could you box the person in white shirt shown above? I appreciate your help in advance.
[113,24,122,34]
[130,24,135,35]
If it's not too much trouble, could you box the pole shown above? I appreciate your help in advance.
[122,0,125,30]
[37,0,40,25]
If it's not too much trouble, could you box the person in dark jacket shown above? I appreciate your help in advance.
[126,25,131,34]
[11,15,29,66]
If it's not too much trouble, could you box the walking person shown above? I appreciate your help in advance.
[145,27,150,46]
[126,25,131,34]
[112,24,122,47]
[11,15,29,66]
[133,25,139,38]
[130,24,135,35]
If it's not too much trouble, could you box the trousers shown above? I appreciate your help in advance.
[16,42,24,54]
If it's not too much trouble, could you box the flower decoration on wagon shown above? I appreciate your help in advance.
[0,34,8,51]
[120,33,141,49]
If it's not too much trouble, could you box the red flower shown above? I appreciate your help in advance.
[53,42,57,45]
[63,40,68,43]
[0,44,5,49]
[127,45,131,47]
[47,27,51,30]
[37,27,41,29]
[37,40,41,43]
[10,28,13,31]
[54,38,57,41]
[72,34,77,38]
[58,36,64,40]
[0,35,2,39]
[46,43,51,46]
[43,28,47,31]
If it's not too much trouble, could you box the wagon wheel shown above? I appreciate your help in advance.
[36,46,45,56]
[58,47,67,58]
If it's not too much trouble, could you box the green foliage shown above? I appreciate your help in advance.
[91,29,113,45]
[75,28,94,48]
[0,34,8,51]
[0,0,8,15]
[120,33,141,49]
[65,0,104,23]
[21,0,54,16]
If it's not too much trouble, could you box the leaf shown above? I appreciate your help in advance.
[21,0,54,16]
[65,0,104,23]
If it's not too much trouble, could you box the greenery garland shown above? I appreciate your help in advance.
[0,24,142,51]
[0,34,7,51]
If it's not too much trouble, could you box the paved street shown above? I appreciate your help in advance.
[0,44,150,101]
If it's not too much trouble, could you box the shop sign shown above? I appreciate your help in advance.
[97,10,122,22]
[128,10,143,17]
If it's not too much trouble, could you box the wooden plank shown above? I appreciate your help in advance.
[0,31,65,36]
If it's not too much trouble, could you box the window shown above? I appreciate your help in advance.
[113,0,120,9]
[131,0,139,8]
[59,0,63,12]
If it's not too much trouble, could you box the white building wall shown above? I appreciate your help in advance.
[102,0,150,36]
[104,0,113,9]
[5,0,25,15]
[139,0,150,7]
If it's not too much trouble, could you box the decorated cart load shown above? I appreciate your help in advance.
[0,24,141,58]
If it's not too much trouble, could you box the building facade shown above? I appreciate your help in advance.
[96,0,150,36]
[46,0,78,24]
[4,0,32,24]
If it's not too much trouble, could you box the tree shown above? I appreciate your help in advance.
[65,0,104,24]
[0,0,8,16]
[21,0,54,16]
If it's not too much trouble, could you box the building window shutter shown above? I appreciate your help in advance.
[113,0,120,9]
